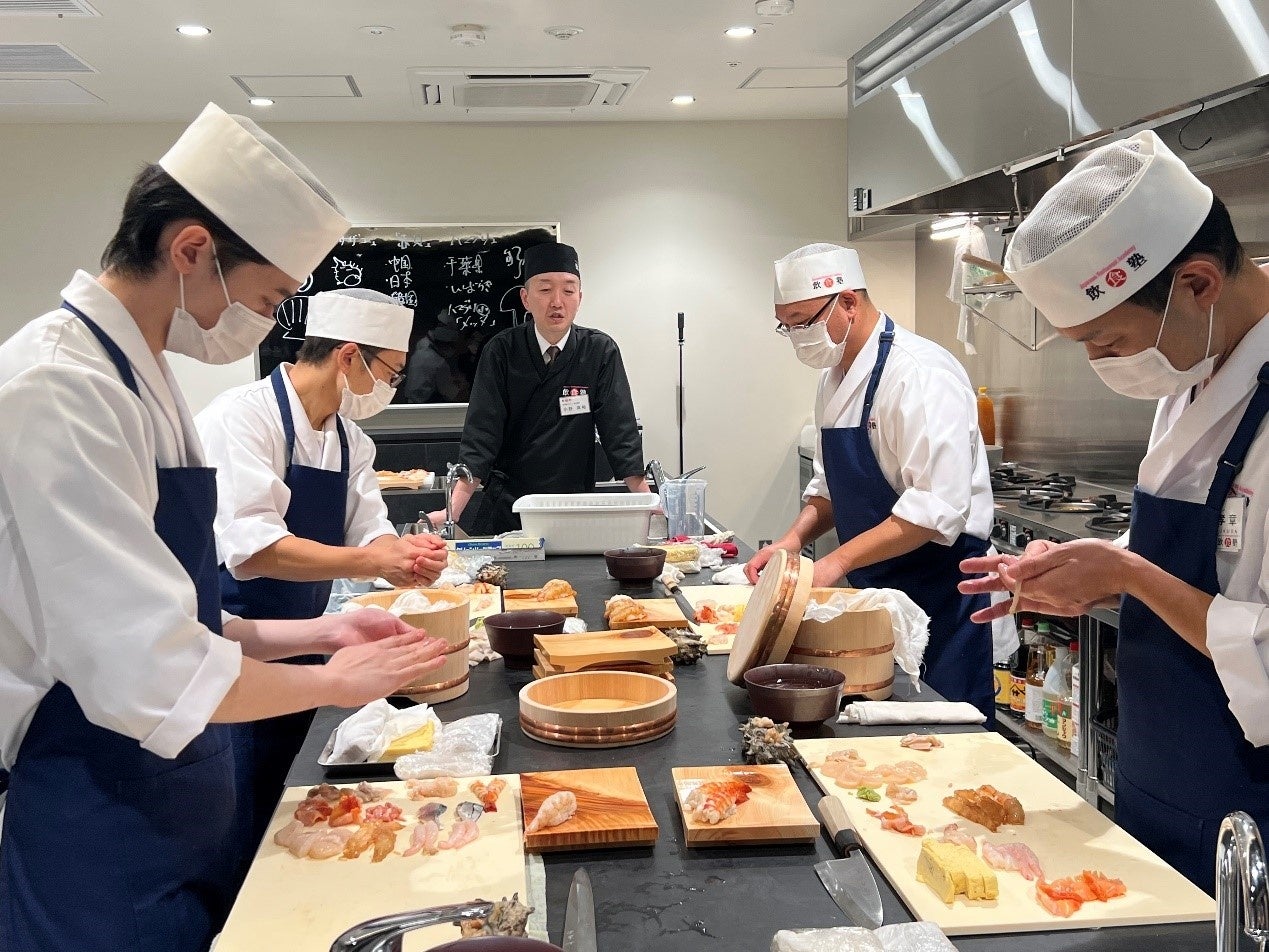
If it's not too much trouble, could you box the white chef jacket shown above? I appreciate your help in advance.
[803,316,996,545]
[196,365,396,578]
[0,271,242,769]
[1135,308,1269,746]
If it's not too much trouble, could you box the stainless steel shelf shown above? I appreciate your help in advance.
[962,282,1021,296]
[995,710,1078,780]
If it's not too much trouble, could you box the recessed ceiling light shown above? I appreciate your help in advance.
[725,26,757,38]
[249,97,274,107]
[671,94,695,106]
[176,24,210,37]
[360,25,394,37]
[545,25,584,40]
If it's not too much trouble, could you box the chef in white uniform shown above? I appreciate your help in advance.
[197,287,447,849]
[961,131,1269,893]
[746,245,1004,719]
[0,104,448,952]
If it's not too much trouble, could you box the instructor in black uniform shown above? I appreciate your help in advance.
[441,242,647,534]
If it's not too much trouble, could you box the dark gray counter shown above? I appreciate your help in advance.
[288,551,1213,952]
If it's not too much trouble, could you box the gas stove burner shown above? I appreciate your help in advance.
[1020,492,1124,514]
[990,468,1078,499]
[1086,511,1132,534]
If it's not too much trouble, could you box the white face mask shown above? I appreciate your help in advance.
[1089,275,1218,400]
[339,350,397,420]
[788,294,853,370]
[166,242,276,365]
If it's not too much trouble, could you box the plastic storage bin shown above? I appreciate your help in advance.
[513,493,659,555]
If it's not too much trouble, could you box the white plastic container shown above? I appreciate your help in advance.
[512,493,659,555]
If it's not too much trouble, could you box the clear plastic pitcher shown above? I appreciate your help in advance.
[662,478,706,538]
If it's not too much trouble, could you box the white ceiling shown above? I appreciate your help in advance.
[0,0,919,123]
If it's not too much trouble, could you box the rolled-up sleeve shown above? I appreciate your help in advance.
[197,399,292,579]
[1,365,241,759]
[887,368,977,545]
[1208,595,1269,746]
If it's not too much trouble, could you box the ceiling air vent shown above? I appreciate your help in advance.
[0,43,94,71]
[0,0,99,15]
[231,75,361,99]
[407,67,648,114]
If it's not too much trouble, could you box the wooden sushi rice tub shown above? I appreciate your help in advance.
[349,589,472,703]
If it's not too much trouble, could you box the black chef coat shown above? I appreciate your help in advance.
[459,322,643,534]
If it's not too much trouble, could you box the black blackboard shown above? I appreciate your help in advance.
[256,223,559,405]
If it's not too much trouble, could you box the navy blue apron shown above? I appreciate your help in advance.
[220,366,349,855]
[1115,361,1269,895]
[821,316,995,721]
[0,304,239,952]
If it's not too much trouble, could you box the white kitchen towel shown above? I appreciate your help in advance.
[711,564,751,585]
[947,222,990,356]
[838,700,987,726]
[805,589,929,689]
[773,922,956,952]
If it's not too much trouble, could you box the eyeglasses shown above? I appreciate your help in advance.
[364,350,406,387]
[774,292,840,338]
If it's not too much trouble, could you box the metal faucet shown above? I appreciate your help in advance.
[443,462,473,540]
[329,900,492,952]
[1217,811,1269,952]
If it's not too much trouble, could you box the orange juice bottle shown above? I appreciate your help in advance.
[977,387,996,447]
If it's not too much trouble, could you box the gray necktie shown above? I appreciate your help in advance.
[544,344,560,365]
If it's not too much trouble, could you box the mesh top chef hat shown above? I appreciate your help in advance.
[1004,130,1213,328]
[158,103,351,283]
[774,243,868,305]
[305,289,414,353]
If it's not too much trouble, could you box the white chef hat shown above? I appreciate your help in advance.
[774,243,868,305]
[305,289,414,353]
[158,103,351,283]
[1004,131,1213,328]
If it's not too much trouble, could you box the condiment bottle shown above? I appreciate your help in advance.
[1060,638,1079,751]
[977,387,997,447]
[994,651,1014,712]
[1025,639,1048,731]
[1010,616,1034,715]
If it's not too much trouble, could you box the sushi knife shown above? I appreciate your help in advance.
[659,576,698,625]
[814,795,884,930]
[562,867,597,952]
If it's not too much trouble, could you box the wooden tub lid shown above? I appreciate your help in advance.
[726,549,813,686]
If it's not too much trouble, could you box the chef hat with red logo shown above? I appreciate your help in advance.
[774,243,868,305]
[1004,131,1212,328]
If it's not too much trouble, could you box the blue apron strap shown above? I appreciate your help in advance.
[1206,361,1269,508]
[61,302,140,398]
[334,416,350,474]
[860,315,895,422]
[269,366,299,469]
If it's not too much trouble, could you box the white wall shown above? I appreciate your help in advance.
[0,119,914,546]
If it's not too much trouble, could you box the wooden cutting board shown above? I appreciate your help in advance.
[216,776,527,952]
[680,585,754,655]
[520,767,659,852]
[465,589,503,620]
[503,588,579,616]
[605,598,689,630]
[535,627,677,667]
[795,733,1215,936]
[672,763,819,847]
[533,661,674,681]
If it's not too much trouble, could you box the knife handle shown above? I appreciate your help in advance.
[817,795,864,856]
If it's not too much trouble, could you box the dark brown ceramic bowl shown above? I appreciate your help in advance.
[429,938,564,952]
[604,546,667,581]
[743,663,846,724]
[484,610,568,669]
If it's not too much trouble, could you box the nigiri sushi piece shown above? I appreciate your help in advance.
[684,780,751,825]
[982,841,1045,881]
[403,819,441,857]
[439,819,480,850]
[525,790,578,835]
[406,777,459,800]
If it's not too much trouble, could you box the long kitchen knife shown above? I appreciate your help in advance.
[814,795,884,930]
[562,867,597,952]
[659,576,698,625]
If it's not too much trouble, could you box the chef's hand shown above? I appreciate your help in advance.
[374,536,441,587]
[959,540,1061,596]
[322,630,449,708]
[324,605,411,649]
[744,540,798,584]
[425,510,448,531]
[401,533,448,584]
[961,539,1125,622]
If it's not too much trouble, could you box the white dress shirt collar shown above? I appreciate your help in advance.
[534,325,570,356]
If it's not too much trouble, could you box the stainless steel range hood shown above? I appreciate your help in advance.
[847,0,1269,238]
